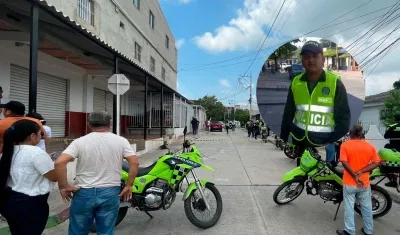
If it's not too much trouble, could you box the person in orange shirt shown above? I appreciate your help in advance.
[0,101,46,152]
[336,124,381,235]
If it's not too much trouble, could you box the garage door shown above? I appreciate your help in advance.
[93,88,114,120]
[10,64,67,137]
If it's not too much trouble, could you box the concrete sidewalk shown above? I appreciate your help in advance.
[0,134,194,235]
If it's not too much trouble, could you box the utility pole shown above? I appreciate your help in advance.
[336,43,339,72]
[238,73,252,120]
[229,100,236,122]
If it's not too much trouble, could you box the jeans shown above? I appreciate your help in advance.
[343,185,373,235]
[69,186,121,235]
[0,189,49,235]
[325,144,336,162]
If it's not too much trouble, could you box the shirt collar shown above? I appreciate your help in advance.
[300,70,326,82]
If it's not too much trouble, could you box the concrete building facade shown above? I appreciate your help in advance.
[0,0,205,152]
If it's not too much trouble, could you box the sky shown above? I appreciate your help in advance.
[159,0,400,106]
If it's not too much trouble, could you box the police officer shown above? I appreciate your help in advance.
[280,41,351,166]
[383,114,400,187]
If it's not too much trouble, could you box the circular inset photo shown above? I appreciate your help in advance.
[256,38,365,146]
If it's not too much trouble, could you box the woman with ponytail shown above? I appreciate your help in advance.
[0,119,58,235]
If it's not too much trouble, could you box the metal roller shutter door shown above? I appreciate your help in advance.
[93,88,114,120]
[10,64,67,137]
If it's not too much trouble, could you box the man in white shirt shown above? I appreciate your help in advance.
[54,111,139,235]
[25,113,52,152]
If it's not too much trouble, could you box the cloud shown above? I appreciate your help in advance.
[219,79,232,87]
[193,0,400,95]
[179,0,193,4]
[175,38,185,49]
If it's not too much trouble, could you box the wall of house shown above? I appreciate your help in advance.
[358,102,386,134]
[44,0,178,90]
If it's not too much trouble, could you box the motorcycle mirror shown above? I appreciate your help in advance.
[183,126,187,135]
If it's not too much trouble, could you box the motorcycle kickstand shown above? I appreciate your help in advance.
[144,211,153,219]
[333,202,341,221]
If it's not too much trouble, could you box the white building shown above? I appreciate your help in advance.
[0,0,204,151]
[358,91,389,135]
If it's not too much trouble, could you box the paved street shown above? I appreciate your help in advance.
[256,70,365,135]
[46,129,400,235]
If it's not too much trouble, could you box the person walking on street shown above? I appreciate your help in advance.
[336,124,381,235]
[54,111,139,235]
[225,120,229,134]
[280,40,351,167]
[0,119,60,235]
[247,120,254,137]
[191,117,199,136]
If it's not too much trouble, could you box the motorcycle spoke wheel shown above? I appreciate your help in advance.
[354,185,393,219]
[273,179,304,205]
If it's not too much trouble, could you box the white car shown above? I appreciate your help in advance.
[281,63,291,69]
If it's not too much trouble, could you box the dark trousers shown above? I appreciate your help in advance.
[292,139,307,167]
[0,189,49,235]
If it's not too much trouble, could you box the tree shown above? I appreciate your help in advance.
[193,95,226,121]
[233,109,250,124]
[268,38,300,71]
[380,79,400,126]
[319,39,336,49]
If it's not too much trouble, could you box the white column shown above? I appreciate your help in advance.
[149,92,152,128]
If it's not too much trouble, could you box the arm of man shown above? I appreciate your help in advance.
[327,79,351,143]
[54,140,78,188]
[339,143,357,179]
[356,145,381,175]
[45,127,52,145]
[280,84,296,142]
[119,139,139,201]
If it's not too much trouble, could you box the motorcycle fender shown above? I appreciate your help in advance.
[370,168,383,178]
[282,167,307,182]
[200,163,215,171]
[183,179,213,200]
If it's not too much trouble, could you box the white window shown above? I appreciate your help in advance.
[77,0,94,26]
[134,42,141,62]
[161,67,166,80]
[150,57,155,73]
[165,35,169,49]
[133,0,140,10]
[149,10,154,29]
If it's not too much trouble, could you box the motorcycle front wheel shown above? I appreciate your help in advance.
[284,146,296,159]
[273,179,304,205]
[90,206,128,233]
[354,184,392,219]
[184,183,223,229]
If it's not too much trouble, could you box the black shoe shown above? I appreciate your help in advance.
[361,227,372,235]
[336,230,350,235]
[385,181,397,188]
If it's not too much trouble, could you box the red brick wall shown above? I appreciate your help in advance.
[65,111,87,138]
[121,115,133,135]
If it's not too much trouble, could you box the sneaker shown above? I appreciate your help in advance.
[336,230,350,235]
[385,181,397,188]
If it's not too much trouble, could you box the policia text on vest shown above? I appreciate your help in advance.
[280,71,351,147]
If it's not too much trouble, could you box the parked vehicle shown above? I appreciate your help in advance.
[273,148,393,221]
[210,121,224,132]
[283,142,296,159]
[91,127,223,232]
[288,64,305,80]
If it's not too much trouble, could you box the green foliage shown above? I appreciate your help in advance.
[268,39,300,61]
[193,95,226,121]
[323,49,337,57]
[380,79,400,126]
[319,39,336,49]
[225,109,250,124]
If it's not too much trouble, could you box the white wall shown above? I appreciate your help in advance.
[0,41,87,112]
[358,103,386,135]
[44,0,178,90]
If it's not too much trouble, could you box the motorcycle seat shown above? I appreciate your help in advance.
[122,161,157,177]
[332,164,344,178]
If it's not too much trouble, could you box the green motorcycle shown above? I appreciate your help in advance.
[91,126,223,232]
[273,147,393,221]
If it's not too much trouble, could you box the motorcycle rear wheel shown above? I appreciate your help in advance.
[273,179,305,205]
[90,206,128,233]
[184,183,223,229]
[354,184,392,219]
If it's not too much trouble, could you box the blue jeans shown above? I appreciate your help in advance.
[69,186,120,235]
[343,185,373,235]
[325,144,336,162]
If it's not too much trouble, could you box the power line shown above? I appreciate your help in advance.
[178,0,385,71]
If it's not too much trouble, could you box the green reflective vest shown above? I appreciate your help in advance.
[290,71,340,146]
